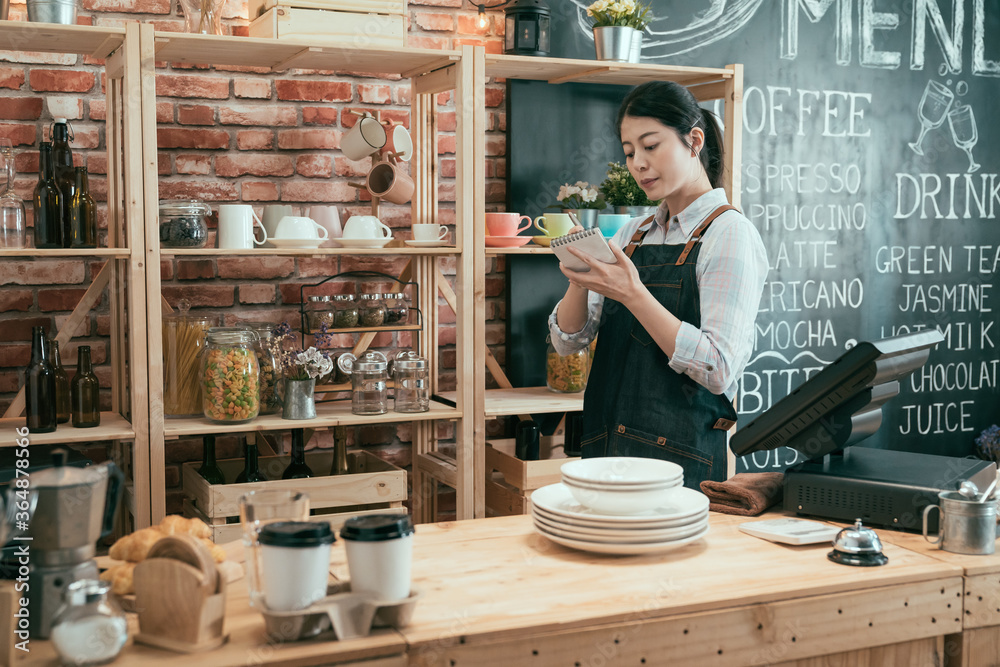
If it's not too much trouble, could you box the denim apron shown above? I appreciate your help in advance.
[580,206,738,488]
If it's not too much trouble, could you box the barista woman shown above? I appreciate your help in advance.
[548,81,768,488]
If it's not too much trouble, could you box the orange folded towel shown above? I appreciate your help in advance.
[699,472,785,516]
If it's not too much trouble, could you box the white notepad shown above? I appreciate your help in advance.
[550,228,618,272]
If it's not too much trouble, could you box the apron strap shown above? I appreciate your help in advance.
[675,204,738,266]
[623,215,656,259]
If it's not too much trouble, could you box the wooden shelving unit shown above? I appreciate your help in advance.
[160,247,460,256]
[0,22,153,529]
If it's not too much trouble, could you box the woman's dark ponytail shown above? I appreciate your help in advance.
[616,81,726,189]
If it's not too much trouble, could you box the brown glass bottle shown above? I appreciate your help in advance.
[330,425,349,475]
[49,339,70,424]
[33,142,63,249]
[51,120,75,245]
[197,435,226,485]
[68,167,96,248]
[282,429,313,479]
[25,326,57,433]
[70,345,101,428]
[235,439,267,483]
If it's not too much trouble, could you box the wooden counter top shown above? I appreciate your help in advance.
[10,513,968,666]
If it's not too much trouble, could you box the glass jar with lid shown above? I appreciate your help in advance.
[159,199,210,248]
[202,327,260,423]
[382,292,410,325]
[162,303,217,418]
[332,294,359,329]
[358,293,386,328]
[392,351,429,413]
[306,295,335,333]
[50,579,127,666]
[237,321,281,415]
[338,350,389,415]
[546,335,589,393]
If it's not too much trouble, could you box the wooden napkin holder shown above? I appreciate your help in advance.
[133,535,229,653]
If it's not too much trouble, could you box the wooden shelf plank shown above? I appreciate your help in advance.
[151,31,459,75]
[160,247,459,256]
[415,451,458,488]
[0,248,131,258]
[485,246,553,255]
[439,386,583,418]
[0,22,125,57]
[486,54,733,91]
[0,413,135,447]
[163,400,461,438]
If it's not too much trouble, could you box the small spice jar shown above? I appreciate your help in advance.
[306,295,335,333]
[392,351,429,413]
[202,327,260,423]
[159,199,210,248]
[332,294,359,329]
[382,292,410,325]
[546,335,589,393]
[50,580,127,666]
[339,351,389,415]
[358,293,386,328]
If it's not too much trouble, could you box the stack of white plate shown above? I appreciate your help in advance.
[529,457,710,555]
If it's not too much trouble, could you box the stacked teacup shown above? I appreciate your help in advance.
[529,457,710,555]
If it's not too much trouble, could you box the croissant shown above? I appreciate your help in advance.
[100,562,137,596]
[159,514,212,540]
[200,537,227,563]
[108,527,164,563]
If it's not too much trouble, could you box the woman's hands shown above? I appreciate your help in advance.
[558,234,647,307]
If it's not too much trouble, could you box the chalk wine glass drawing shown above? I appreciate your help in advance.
[908,79,954,156]
[947,103,980,174]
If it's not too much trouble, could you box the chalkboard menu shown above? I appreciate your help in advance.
[507,1,1000,471]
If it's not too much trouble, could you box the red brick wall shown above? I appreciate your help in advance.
[0,1,509,517]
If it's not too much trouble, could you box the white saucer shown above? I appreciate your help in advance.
[268,238,324,249]
[336,237,393,248]
[535,524,709,555]
[530,483,709,525]
[404,239,448,248]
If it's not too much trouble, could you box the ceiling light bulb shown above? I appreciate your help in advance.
[478,5,488,29]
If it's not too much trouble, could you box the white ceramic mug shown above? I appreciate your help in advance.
[218,204,267,249]
[342,215,392,240]
[380,123,413,162]
[341,113,387,161]
[261,204,296,247]
[411,224,447,242]
[305,205,342,248]
[273,215,329,241]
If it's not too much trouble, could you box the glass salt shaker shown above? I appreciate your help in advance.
[50,580,128,666]
[339,351,389,415]
[392,351,429,413]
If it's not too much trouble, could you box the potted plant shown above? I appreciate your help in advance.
[587,0,652,63]
[272,322,334,420]
[553,181,605,229]
[599,162,659,215]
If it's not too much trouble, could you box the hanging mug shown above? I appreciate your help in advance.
[380,123,413,162]
[341,112,388,161]
[366,159,414,205]
[217,204,267,250]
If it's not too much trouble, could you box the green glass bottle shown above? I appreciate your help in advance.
[49,339,70,424]
[68,167,96,248]
[281,429,313,479]
[235,439,267,483]
[51,119,75,245]
[329,425,349,475]
[197,435,226,485]
[25,326,57,434]
[70,345,100,428]
[32,142,63,249]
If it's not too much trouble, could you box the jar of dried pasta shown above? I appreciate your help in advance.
[162,305,217,418]
[546,335,589,393]
[201,327,260,423]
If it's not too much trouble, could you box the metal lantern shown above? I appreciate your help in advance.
[504,0,550,56]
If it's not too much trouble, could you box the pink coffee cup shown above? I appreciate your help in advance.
[485,212,531,237]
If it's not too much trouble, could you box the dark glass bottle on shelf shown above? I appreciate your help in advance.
[235,438,267,483]
[33,142,63,249]
[68,167,96,248]
[49,339,70,424]
[25,326,57,434]
[330,425,349,476]
[197,435,226,485]
[70,345,100,428]
[51,119,75,240]
[282,429,314,479]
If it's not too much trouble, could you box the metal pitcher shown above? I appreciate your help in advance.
[923,490,998,555]
[26,0,77,24]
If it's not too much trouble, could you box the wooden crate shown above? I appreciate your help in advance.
[182,450,407,542]
[485,438,579,517]
[249,0,406,20]
[248,5,406,48]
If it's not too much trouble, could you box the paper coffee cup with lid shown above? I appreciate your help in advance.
[340,514,414,602]
[259,521,335,611]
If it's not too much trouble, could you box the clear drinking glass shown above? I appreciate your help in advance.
[0,139,26,249]
[179,0,225,34]
[239,489,310,608]
[947,104,981,173]
[908,80,954,156]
